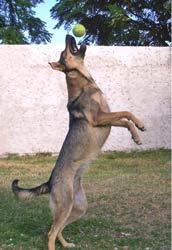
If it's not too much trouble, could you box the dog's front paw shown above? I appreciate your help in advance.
[136,122,146,132]
[139,126,146,132]
[132,135,142,145]
[135,139,142,145]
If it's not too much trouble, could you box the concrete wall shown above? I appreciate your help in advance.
[0,45,171,155]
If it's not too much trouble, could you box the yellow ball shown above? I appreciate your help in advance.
[72,24,86,37]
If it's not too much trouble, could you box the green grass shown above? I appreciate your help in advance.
[0,149,171,250]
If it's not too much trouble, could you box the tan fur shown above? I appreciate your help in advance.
[12,35,145,250]
[47,35,145,249]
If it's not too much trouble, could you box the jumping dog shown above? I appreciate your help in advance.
[12,35,145,250]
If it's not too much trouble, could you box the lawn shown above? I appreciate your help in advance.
[0,149,171,250]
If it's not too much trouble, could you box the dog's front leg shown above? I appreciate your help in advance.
[94,111,145,144]
[95,111,145,131]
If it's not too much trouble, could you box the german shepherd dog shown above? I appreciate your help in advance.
[12,35,145,250]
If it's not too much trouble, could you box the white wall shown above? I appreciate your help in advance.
[0,45,171,155]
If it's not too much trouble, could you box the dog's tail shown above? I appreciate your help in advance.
[11,179,50,199]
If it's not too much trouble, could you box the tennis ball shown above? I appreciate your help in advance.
[72,24,86,37]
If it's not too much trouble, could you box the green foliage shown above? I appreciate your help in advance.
[50,0,171,46]
[0,0,52,44]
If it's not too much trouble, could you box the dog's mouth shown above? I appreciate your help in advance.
[66,35,78,55]
[66,35,86,56]
[67,35,78,54]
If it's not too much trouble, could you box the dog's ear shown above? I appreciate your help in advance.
[49,62,65,72]
[79,45,86,57]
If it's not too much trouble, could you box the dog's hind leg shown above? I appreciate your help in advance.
[48,178,74,250]
[57,178,88,247]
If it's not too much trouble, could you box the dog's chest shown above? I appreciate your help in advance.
[67,86,110,125]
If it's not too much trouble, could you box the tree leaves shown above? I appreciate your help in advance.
[0,0,52,44]
[0,0,170,45]
[50,0,171,46]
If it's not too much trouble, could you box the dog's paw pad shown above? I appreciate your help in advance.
[132,136,142,145]
[140,126,146,131]
[137,123,146,132]
[136,141,142,145]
